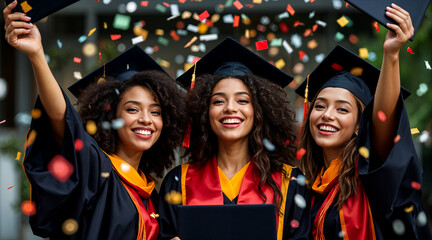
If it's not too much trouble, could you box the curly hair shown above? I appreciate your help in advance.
[299,93,365,209]
[77,70,187,178]
[185,74,298,211]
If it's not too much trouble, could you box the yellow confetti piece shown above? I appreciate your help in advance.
[275,59,286,69]
[184,36,198,48]
[86,120,97,135]
[253,0,262,4]
[31,109,42,119]
[359,146,370,158]
[20,1,32,13]
[350,67,363,77]
[103,22,108,29]
[159,59,170,68]
[411,128,420,134]
[394,135,401,143]
[16,152,22,161]
[198,23,209,34]
[24,130,37,148]
[245,29,250,38]
[101,172,110,178]
[337,16,349,27]
[307,39,318,49]
[404,205,414,213]
[182,11,192,19]
[359,48,369,59]
[155,29,164,36]
[211,14,220,23]
[88,28,96,37]
[150,213,160,218]
[164,190,182,204]
[62,219,79,235]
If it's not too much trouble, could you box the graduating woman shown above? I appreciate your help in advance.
[158,37,311,240]
[4,1,187,239]
[296,4,431,240]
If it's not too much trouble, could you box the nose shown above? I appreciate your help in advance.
[321,109,335,121]
[223,100,238,113]
[138,112,152,125]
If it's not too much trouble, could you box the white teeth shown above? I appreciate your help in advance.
[319,125,337,132]
[222,118,242,124]
[134,129,152,135]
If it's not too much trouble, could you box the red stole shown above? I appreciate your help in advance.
[312,157,376,240]
[109,154,159,240]
[181,156,292,240]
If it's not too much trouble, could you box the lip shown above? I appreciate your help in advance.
[316,123,339,136]
[132,127,154,139]
[219,116,244,128]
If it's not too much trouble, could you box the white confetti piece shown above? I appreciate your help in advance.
[126,1,137,13]
[144,47,154,55]
[417,211,427,227]
[120,163,131,172]
[73,71,82,80]
[332,0,343,9]
[392,219,405,235]
[283,40,293,54]
[263,138,275,151]
[425,61,431,70]
[296,175,306,186]
[315,53,325,63]
[316,20,327,27]
[199,34,218,41]
[278,12,290,19]
[309,11,315,19]
[131,36,143,45]
[290,34,302,48]
[111,118,125,129]
[419,131,430,143]
[222,14,234,24]
[294,194,306,209]
[170,4,180,17]
[101,121,111,130]
[186,24,199,33]
[177,29,188,36]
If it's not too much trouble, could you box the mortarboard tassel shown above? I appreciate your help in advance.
[298,75,310,143]
[182,63,197,148]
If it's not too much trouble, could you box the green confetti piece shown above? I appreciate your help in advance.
[113,14,131,30]
[158,36,170,46]
[225,0,233,7]
[334,32,344,42]
[270,38,283,47]
[155,4,167,13]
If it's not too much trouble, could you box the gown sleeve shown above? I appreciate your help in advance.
[157,166,182,240]
[282,168,312,240]
[23,90,112,237]
[357,94,432,239]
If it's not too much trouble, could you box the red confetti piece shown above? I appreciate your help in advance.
[233,0,243,10]
[246,4,253,8]
[8,185,15,190]
[170,30,180,41]
[373,21,380,32]
[205,19,214,28]
[141,1,148,7]
[75,139,84,152]
[331,63,343,71]
[199,10,210,22]
[349,34,358,44]
[233,15,240,27]
[303,29,312,37]
[48,155,74,183]
[296,148,306,160]
[286,4,295,16]
[279,22,289,33]
[294,21,304,27]
[312,24,318,32]
[290,219,300,228]
[298,51,306,60]
[162,2,170,7]
[285,140,290,145]
[394,135,401,143]
[256,24,266,32]
[377,110,387,122]
[98,52,102,59]
[407,47,414,54]
[21,201,36,216]
[153,45,160,52]
[411,181,421,190]
[73,57,81,63]
[346,2,349,7]
[178,0,186,3]
[255,40,268,51]
[110,34,121,41]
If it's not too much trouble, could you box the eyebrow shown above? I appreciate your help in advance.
[123,100,161,107]
[211,91,251,98]
[316,97,353,107]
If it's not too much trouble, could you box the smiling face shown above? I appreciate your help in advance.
[209,78,254,143]
[309,87,360,155]
[116,86,163,156]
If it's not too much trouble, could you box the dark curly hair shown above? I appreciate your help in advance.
[77,70,187,178]
[185,74,298,211]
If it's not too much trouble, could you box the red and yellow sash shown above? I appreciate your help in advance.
[109,154,159,240]
[312,157,376,240]
[180,156,292,240]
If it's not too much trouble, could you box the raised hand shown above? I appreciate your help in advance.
[384,3,415,55]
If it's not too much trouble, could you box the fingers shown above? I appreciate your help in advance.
[3,0,17,17]
[6,20,33,35]
[385,4,414,39]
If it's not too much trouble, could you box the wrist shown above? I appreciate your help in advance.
[383,49,399,63]
[27,47,46,63]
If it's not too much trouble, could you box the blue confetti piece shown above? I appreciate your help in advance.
[263,138,275,151]
[57,39,62,48]
[78,35,88,43]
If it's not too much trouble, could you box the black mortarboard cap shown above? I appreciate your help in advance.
[68,45,167,98]
[176,37,294,88]
[295,45,410,105]
[345,0,430,41]
[5,0,80,23]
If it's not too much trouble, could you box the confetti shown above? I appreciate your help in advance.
[0,120,5,124]
[155,4,167,13]
[101,172,110,178]
[290,34,302,48]
[426,61,431,70]
[294,194,306,208]
[233,15,240,27]
[284,140,290,145]
[350,67,363,77]
[349,34,358,44]
[358,146,369,158]
[404,205,414,213]
[233,0,243,10]
[88,28,96,37]
[199,10,210,22]
[298,51,306,61]
[293,21,304,28]
[21,200,36,216]
[419,131,430,143]
[110,34,122,41]
[392,219,405,235]
[62,219,79,235]
[200,34,218,41]
[48,155,74,182]
[75,139,84,152]
[7,185,15,190]
[113,14,131,30]
[16,152,21,160]
[296,148,306,160]
[24,130,37,148]
[394,135,401,143]
[78,35,87,43]
[170,4,180,17]
[141,1,148,7]
[73,72,82,80]
[132,36,144,45]
[283,40,293,54]
[253,0,262,3]
[417,211,427,227]
[57,39,63,48]
[411,128,420,135]
[20,1,32,13]
[86,120,97,135]
[186,24,198,33]
[158,36,170,46]
[290,219,300,228]
[150,213,159,218]
[73,57,82,63]
[316,20,327,27]
[307,40,318,49]
[165,190,182,204]
[377,110,387,122]
[407,47,414,54]
[286,4,295,16]
[337,16,349,27]
[296,175,306,186]
[411,181,421,190]
[184,36,198,48]
[373,21,380,32]
[263,138,276,151]
[334,32,345,42]
[120,162,131,172]
[255,40,268,51]
[275,59,285,69]
[338,231,346,238]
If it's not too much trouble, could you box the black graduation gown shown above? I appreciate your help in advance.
[23,93,158,239]
[311,94,432,239]
[157,165,312,240]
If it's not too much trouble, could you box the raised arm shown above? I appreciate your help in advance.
[4,1,66,143]
[372,3,414,161]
